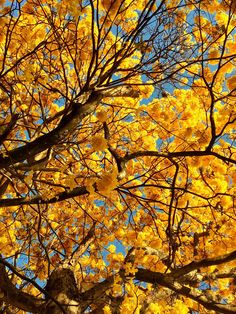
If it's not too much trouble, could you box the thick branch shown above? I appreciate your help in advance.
[135,268,236,314]
[96,85,140,98]
[0,114,19,145]
[0,87,140,170]
[0,262,44,313]
[0,178,10,198]
[123,150,236,165]
[80,276,115,312]
[71,223,96,260]
[0,93,100,168]
[172,250,236,278]
[0,186,89,207]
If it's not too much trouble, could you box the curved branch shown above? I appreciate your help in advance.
[0,86,140,170]
[0,92,100,169]
[0,260,44,313]
[80,275,115,312]
[134,250,236,314]
[123,149,236,164]
[172,250,236,278]
[0,114,19,145]
[135,268,236,314]
[0,186,89,207]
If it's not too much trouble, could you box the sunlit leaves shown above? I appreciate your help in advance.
[0,0,236,313]
[91,135,108,151]
[227,74,236,91]
[96,169,118,195]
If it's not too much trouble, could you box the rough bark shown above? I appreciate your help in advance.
[0,262,44,313]
[1,249,236,314]
[0,86,140,170]
[43,268,81,314]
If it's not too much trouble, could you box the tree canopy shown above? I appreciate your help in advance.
[0,0,236,313]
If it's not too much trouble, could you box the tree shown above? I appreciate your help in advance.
[0,0,236,313]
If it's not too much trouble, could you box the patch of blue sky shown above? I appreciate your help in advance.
[121,135,131,145]
[93,198,105,207]
[6,0,24,17]
[122,113,134,122]
[215,133,234,144]
[199,281,211,290]
[104,239,126,260]
[155,136,174,151]
[111,73,122,82]
[54,96,66,108]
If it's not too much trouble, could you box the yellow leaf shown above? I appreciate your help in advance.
[91,136,108,151]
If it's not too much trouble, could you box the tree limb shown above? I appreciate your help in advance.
[0,114,19,145]
[0,85,140,170]
[135,268,236,314]
[0,186,89,207]
[0,260,44,313]
[172,250,236,278]
[123,150,236,165]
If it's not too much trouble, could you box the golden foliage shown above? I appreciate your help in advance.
[0,0,235,313]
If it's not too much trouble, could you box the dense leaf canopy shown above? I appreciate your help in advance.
[0,0,236,313]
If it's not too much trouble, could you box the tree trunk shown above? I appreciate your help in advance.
[44,268,81,314]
